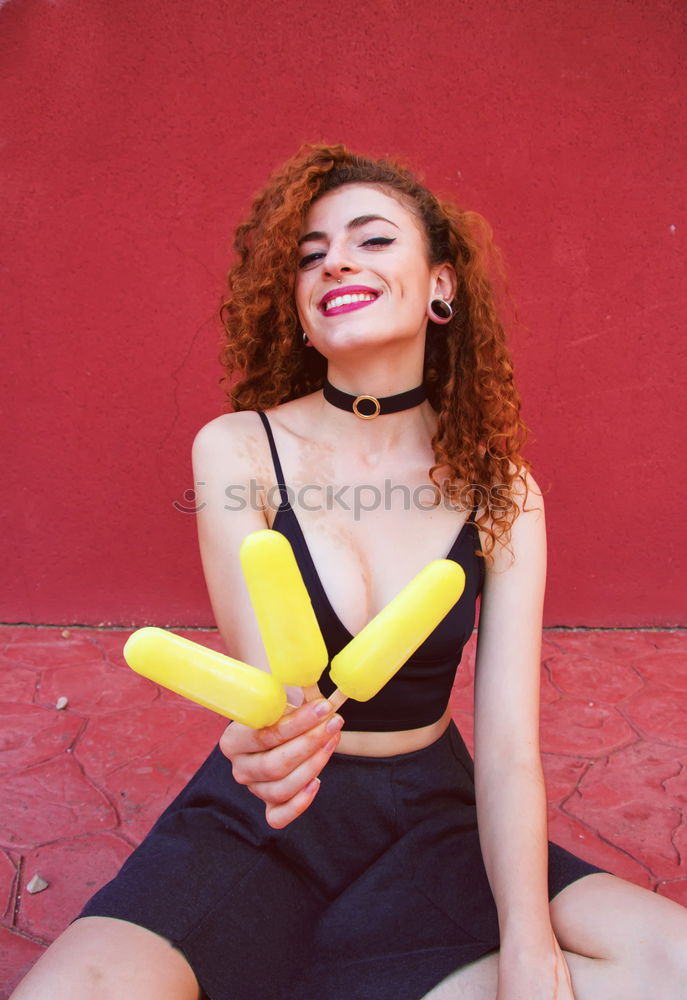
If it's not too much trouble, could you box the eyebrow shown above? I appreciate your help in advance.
[297,214,400,247]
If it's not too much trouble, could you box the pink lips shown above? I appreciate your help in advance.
[318,285,380,316]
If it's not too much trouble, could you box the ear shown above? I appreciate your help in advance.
[430,262,458,304]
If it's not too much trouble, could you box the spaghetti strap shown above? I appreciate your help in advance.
[467,500,479,524]
[257,411,290,509]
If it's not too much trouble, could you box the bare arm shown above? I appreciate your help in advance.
[192,412,280,675]
[191,413,342,827]
[473,471,574,999]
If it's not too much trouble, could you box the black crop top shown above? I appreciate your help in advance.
[257,411,484,732]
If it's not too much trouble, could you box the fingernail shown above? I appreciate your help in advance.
[326,714,343,734]
[314,699,332,718]
[324,737,338,752]
[308,778,321,793]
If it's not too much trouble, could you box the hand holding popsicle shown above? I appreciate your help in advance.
[123,529,466,827]
[219,698,344,828]
[123,626,342,828]
[227,540,465,826]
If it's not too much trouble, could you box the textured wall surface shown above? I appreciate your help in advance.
[2,0,685,626]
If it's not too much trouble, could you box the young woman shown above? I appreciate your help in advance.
[13,145,687,1000]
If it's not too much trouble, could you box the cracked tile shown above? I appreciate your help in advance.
[103,718,226,841]
[17,834,133,940]
[0,851,17,925]
[623,684,687,748]
[35,660,157,715]
[0,926,46,996]
[632,652,687,693]
[542,754,590,804]
[74,701,223,778]
[564,742,686,880]
[540,667,562,704]
[0,624,684,993]
[0,704,83,777]
[548,809,652,887]
[546,651,645,703]
[0,756,117,849]
[1,632,104,669]
[541,635,562,660]
[540,696,637,756]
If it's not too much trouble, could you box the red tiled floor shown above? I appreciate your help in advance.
[1,625,686,996]
[17,835,133,940]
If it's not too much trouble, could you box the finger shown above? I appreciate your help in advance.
[219,696,336,757]
[218,720,261,759]
[247,731,341,805]
[218,696,335,758]
[265,777,322,829]
[233,714,343,785]
[254,698,337,750]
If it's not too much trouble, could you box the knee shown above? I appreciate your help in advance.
[9,945,101,999]
[10,917,200,1000]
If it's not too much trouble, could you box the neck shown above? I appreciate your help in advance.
[317,369,436,456]
[325,360,423,400]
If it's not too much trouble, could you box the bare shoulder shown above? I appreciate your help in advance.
[192,410,260,465]
[192,409,277,493]
[495,461,545,516]
[478,465,546,577]
[190,410,274,666]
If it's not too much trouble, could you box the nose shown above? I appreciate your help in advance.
[322,241,358,280]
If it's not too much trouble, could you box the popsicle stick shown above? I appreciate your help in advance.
[327,688,348,712]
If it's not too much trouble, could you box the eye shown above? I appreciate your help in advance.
[362,237,395,249]
[298,251,325,269]
[297,236,396,270]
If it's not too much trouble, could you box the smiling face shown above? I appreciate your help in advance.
[295,184,443,354]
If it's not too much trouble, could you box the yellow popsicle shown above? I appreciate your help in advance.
[123,627,287,728]
[328,559,466,704]
[239,529,329,688]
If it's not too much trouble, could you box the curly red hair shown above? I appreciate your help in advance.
[219,143,537,566]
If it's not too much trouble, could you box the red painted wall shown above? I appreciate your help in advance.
[2,0,685,627]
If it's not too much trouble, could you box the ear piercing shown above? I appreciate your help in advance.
[429,298,454,323]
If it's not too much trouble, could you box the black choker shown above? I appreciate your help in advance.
[323,378,427,420]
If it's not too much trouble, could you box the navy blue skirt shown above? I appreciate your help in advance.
[78,722,607,999]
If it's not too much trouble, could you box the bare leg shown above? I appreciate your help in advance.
[421,949,637,1000]
[550,873,687,998]
[423,874,687,999]
[10,916,201,1000]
